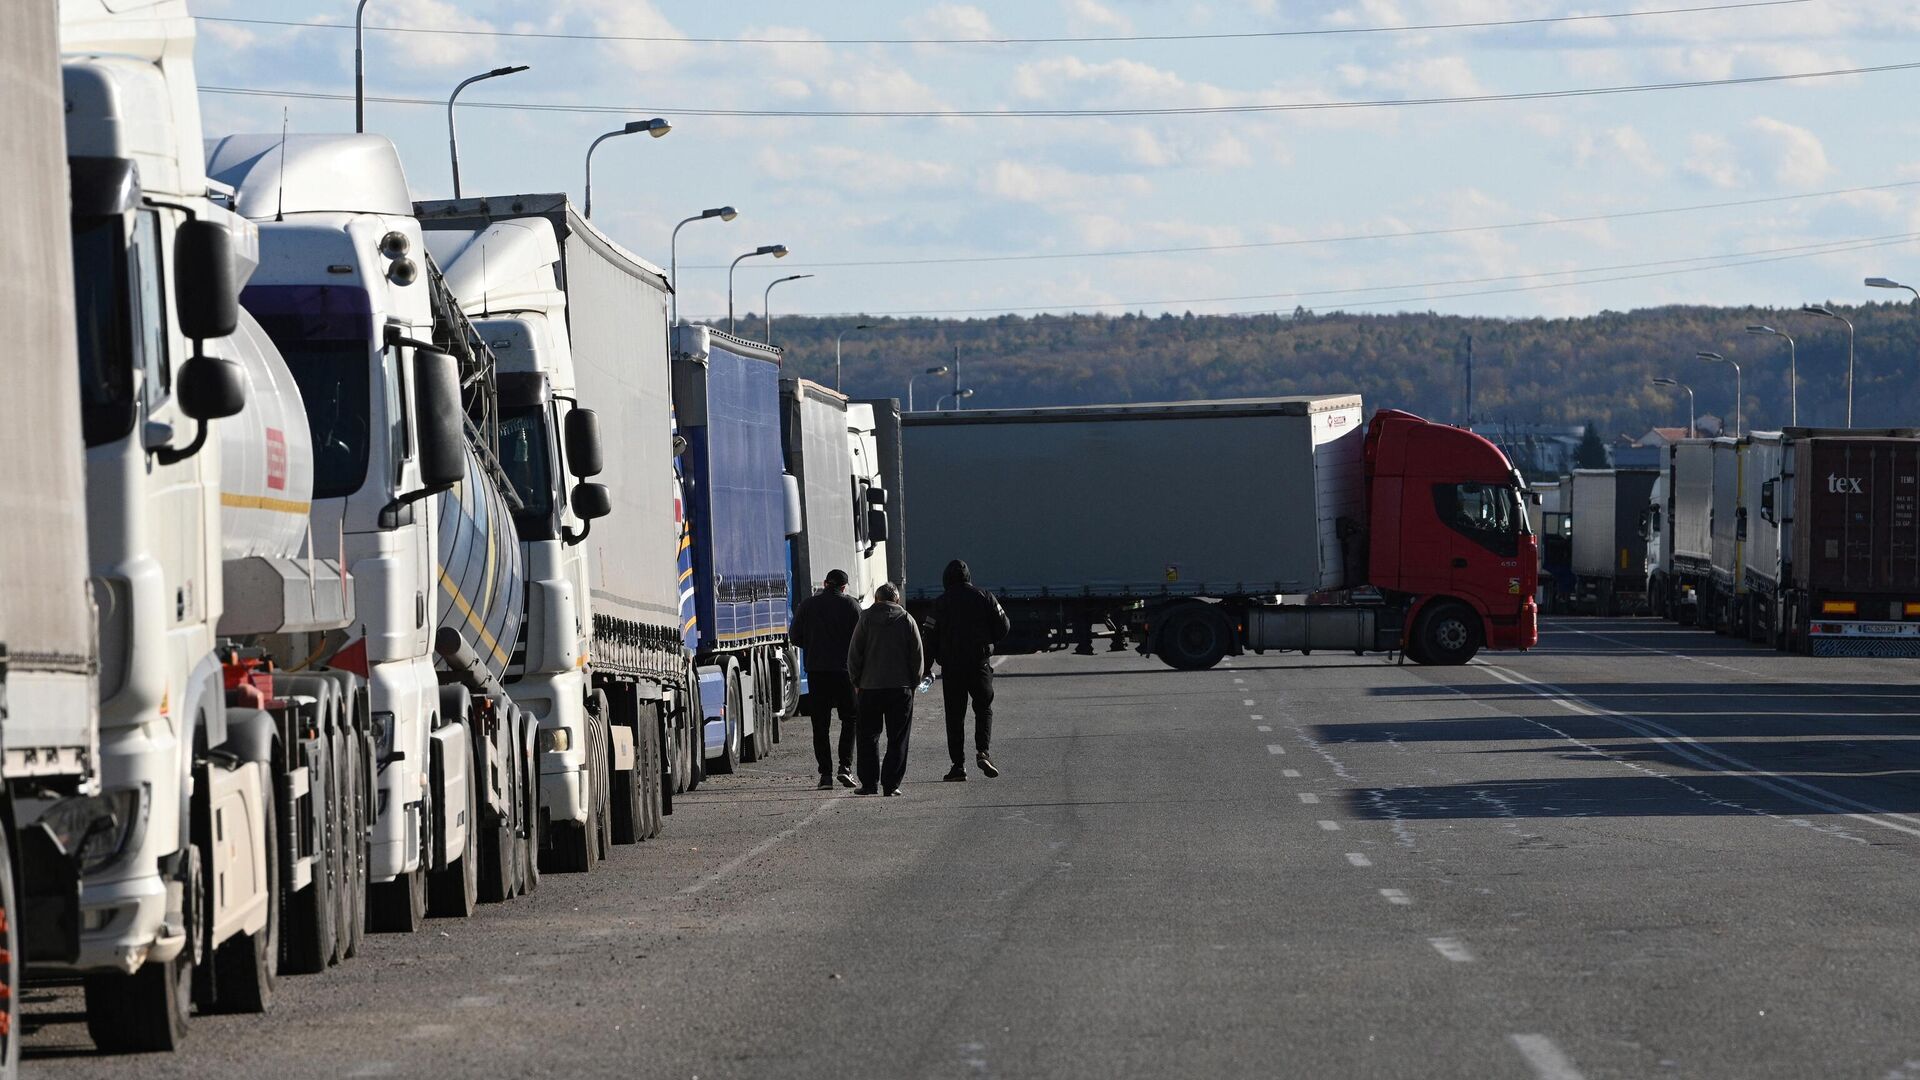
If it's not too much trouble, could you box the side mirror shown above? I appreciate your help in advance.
[412,347,465,489]
[866,485,887,506]
[671,434,689,458]
[867,506,890,543]
[782,473,802,539]
[177,354,246,421]
[174,220,239,340]
[1759,478,1777,525]
[1735,506,1748,541]
[564,408,604,478]
[571,482,611,521]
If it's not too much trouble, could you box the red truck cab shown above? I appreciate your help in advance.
[1364,410,1540,655]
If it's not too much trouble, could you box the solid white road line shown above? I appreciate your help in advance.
[681,790,850,896]
[1509,1034,1587,1080]
[1345,852,1372,867]
[1266,744,1287,755]
[1428,936,1475,962]
[1479,664,1920,840]
[1282,768,1301,777]
[1379,888,1412,905]
[1299,792,1321,804]
[1317,820,1341,831]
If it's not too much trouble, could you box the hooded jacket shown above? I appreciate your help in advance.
[848,601,925,691]
[791,588,862,673]
[922,559,1012,671]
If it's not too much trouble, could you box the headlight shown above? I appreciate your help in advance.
[539,728,571,753]
[37,785,148,875]
[372,710,397,761]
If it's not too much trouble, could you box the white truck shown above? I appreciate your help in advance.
[417,195,693,865]
[846,401,896,594]
[2,4,106,1071]
[54,0,365,1050]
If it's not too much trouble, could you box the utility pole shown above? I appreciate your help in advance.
[1463,334,1474,428]
[952,345,961,409]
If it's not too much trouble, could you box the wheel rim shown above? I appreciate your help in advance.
[1173,617,1215,660]
[1434,617,1470,652]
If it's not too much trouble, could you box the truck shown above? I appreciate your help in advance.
[417,193,696,862]
[1567,467,1659,615]
[2,4,107,1069]
[856,398,909,592]
[846,401,897,595]
[206,132,543,926]
[902,397,1537,669]
[783,379,882,603]
[673,326,799,772]
[1530,479,1573,612]
[1643,469,1674,617]
[1742,429,1920,654]
[52,0,371,1051]
[1663,438,1716,624]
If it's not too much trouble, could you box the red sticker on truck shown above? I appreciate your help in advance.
[266,428,288,490]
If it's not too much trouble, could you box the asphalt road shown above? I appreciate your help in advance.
[24,617,1920,1079]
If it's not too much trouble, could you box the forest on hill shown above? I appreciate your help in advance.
[716,301,1920,437]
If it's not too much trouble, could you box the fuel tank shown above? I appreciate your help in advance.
[216,307,315,561]
[434,450,525,681]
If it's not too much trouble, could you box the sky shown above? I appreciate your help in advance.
[190,0,1920,325]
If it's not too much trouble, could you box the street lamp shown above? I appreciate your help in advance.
[448,64,530,199]
[907,364,948,412]
[728,245,788,333]
[1745,325,1796,427]
[836,323,876,392]
[669,206,737,329]
[584,118,671,220]
[1801,305,1856,426]
[1867,277,1919,372]
[935,388,976,410]
[1698,351,1740,436]
[1652,377,1695,439]
[355,0,373,133]
[763,273,814,345]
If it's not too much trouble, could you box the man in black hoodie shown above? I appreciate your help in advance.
[921,559,1012,781]
[791,569,862,789]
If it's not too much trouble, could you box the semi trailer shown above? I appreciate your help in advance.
[673,327,799,773]
[783,379,873,604]
[418,192,695,859]
[1704,437,1750,635]
[902,397,1537,670]
[1568,467,1659,615]
[846,401,896,596]
[1661,439,1716,623]
[857,398,909,592]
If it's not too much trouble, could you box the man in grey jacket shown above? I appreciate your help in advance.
[847,583,924,797]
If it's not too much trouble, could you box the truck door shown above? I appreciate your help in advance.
[1432,481,1526,608]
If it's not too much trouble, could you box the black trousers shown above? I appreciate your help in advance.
[942,662,994,766]
[806,670,858,776]
[856,687,913,792]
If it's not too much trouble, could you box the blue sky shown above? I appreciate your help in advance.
[192,0,1920,323]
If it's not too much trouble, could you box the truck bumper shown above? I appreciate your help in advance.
[53,871,178,977]
[1486,598,1539,651]
[517,675,590,827]
[1807,618,1920,658]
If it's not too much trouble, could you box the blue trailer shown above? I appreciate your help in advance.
[672,325,799,773]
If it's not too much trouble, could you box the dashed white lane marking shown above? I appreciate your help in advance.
[1250,713,1264,720]
[1233,678,1245,684]
[1380,888,1412,905]
[681,789,851,896]
[1509,1034,1586,1080]
[1345,852,1371,867]
[1299,792,1321,804]
[1256,725,1272,732]
[1480,664,1920,841]
[1428,936,1475,962]
[1242,698,1257,706]
[1266,744,1287,755]
[1282,769,1301,778]
[1317,820,1341,831]
[452,995,499,1008]
[346,1065,397,1078]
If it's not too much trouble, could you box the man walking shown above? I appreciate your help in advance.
[790,569,862,789]
[922,559,1011,781]
[847,583,923,797]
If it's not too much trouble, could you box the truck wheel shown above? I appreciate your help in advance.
[368,852,428,933]
[1158,606,1229,671]
[739,663,763,763]
[1412,603,1481,665]
[0,826,19,1076]
[643,716,665,839]
[428,740,480,917]
[209,771,278,1013]
[328,724,353,965]
[611,718,642,846]
[658,707,675,821]
[282,733,336,973]
[87,846,198,1051]
[710,666,741,775]
[684,670,706,790]
[344,730,369,957]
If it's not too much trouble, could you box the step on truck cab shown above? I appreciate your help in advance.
[903,398,1536,670]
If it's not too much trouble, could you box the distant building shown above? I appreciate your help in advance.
[1471,422,1590,477]
[1637,427,1691,447]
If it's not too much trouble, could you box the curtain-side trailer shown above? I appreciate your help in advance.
[1568,467,1658,615]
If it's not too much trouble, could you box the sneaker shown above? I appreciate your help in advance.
[884,788,905,797]
[977,753,1000,778]
[836,767,855,788]
[818,774,835,789]
[943,766,968,782]
[853,786,879,796]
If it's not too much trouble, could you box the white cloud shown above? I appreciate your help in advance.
[980,160,1152,204]
[758,145,958,195]
[374,0,501,68]
[1746,117,1830,187]
[906,3,996,40]
[1063,0,1133,35]
[1684,133,1748,189]
[1573,126,1667,180]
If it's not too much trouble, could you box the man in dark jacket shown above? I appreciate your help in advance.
[921,559,1011,781]
[848,583,924,797]
[790,569,862,789]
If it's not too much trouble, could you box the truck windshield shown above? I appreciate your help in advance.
[1435,482,1527,555]
[281,340,372,499]
[71,217,136,447]
[499,407,554,526]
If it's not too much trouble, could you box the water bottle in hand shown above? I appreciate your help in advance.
[916,675,933,695]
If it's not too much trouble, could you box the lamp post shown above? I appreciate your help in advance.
[728,245,788,334]
[1745,325,1796,427]
[355,0,373,133]
[907,364,948,412]
[669,206,737,329]
[935,388,976,410]
[836,323,876,392]
[1866,277,1919,371]
[763,274,813,345]
[1801,304,1856,426]
[1698,351,1740,436]
[448,64,529,199]
[1652,377,1695,439]
[584,118,670,220]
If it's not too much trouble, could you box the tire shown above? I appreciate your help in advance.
[610,694,641,846]
[281,727,335,975]
[478,710,516,903]
[1157,606,1229,671]
[684,670,706,791]
[328,724,352,965]
[87,845,197,1051]
[427,739,480,918]
[0,828,20,1077]
[646,718,666,839]
[1411,602,1482,666]
[739,664,762,764]
[367,846,428,933]
[344,730,368,959]
[658,706,675,820]
[208,770,277,1013]
[709,665,740,776]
